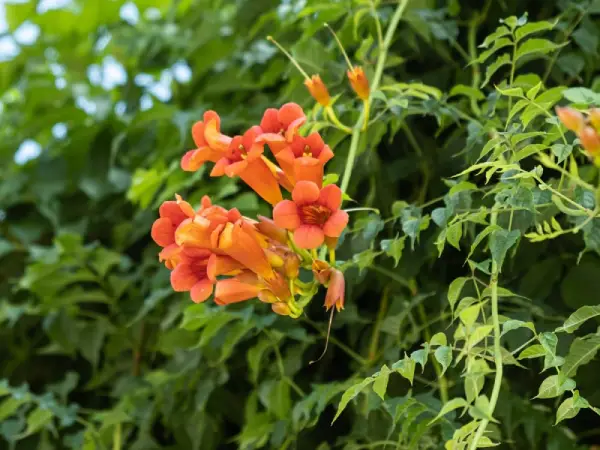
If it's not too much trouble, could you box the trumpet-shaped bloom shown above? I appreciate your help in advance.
[151,195,200,247]
[273,181,349,249]
[170,248,215,303]
[556,107,584,133]
[210,126,282,205]
[181,111,232,171]
[580,126,600,157]
[276,133,333,186]
[324,269,345,311]
[258,103,306,154]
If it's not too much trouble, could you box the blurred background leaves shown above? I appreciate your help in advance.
[1,0,600,449]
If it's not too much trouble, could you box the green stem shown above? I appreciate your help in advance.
[325,106,353,134]
[113,423,122,450]
[469,209,503,450]
[339,0,410,196]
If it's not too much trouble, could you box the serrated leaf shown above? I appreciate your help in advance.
[481,53,511,87]
[478,137,503,161]
[510,144,547,163]
[476,37,513,64]
[526,82,542,99]
[411,346,429,372]
[535,375,575,399]
[434,346,452,375]
[449,84,485,101]
[332,377,375,423]
[392,355,416,385]
[467,325,493,348]
[447,222,463,250]
[518,344,545,360]
[380,236,406,267]
[562,87,600,105]
[561,335,600,378]
[428,398,467,425]
[373,365,391,400]
[516,39,562,62]
[501,319,535,336]
[21,407,53,437]
[558,306,600,333]
[430,332,447,347]
[489,229,520,269]
[480,26,511,48]
[555,397,581,424]
[468,225,499,259]
[515,20,557,41]
[448,277,468,311]
[459,303,481,329]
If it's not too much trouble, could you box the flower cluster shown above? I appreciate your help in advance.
[151,103,348,317]
[556,106,600,164]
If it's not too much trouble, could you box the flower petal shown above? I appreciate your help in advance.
[318,145,334,164]
[294,157,323,187]
[304,132,324,152]
[170,263,198,291]
[292,180,320,205]
[210,158,228,177]
[207,254,244,280]
[190,279,214,303]
[239,159,283,205]
[278,103,305,128]
[318,184,342,211]
[323,210,349,237]
[159,201,188,224]
[224,159,248,177]
[191,121,207,148]
[214,276,261,305]
[294,225,325,249]
[151,218,175,247]
[259,108,280,133]
[257,132,287,154]
[273,200,300,230]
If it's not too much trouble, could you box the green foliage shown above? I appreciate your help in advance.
[3,0,600,449]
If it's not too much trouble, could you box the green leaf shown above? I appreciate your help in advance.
[562,87,600,105]
[446,222,463,250]
[516,39,562,62]
[467,325,493,348]
[501,319,535,336]
[459,303,481,329]
[526,81,542,99]
[428,398,467,424]
[380,236,406,267]
[411,346,429,373]
[515,20,557,41]
[332,377,375,423]
[429,332,447,347]
[476,37,513,64]
[434,346,452,375]
[557,305,600,333]
[481,53,511,87]
[479,26,511,48]
[392,355,416,385]
[535,375,575,399]
[555,397,581,424]
[510,144,547,163]
[0,397,26,422]
[247,339,272,384]
[518,344,546,360]
[373,365,391,400]
[448,277,469,311]
[21,407,54,438]
[561,335,600,378]
[448,84,485,101]
[489,229,520,269]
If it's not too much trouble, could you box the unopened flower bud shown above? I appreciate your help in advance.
[256,215,288,245]
[556,107,584,132]
[272,302,291,316]
[265,248,285,268]
[347,66,370,100]
[304,75,331,107]
[589,108,600,132]
[324,269,345,312]
[284,253,300,279]
[580,126,600,158]
[312,260,331,285]
[258,289,278,304]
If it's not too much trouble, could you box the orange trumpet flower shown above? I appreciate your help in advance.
[181,111,232,171]
[258,103,306,154]
[304,75,330,107]
[275,132,334,187]
[347,66,370,100]
[273,181,349,249]
[169,248,215,303]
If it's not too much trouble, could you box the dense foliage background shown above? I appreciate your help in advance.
[2,0,600,448]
